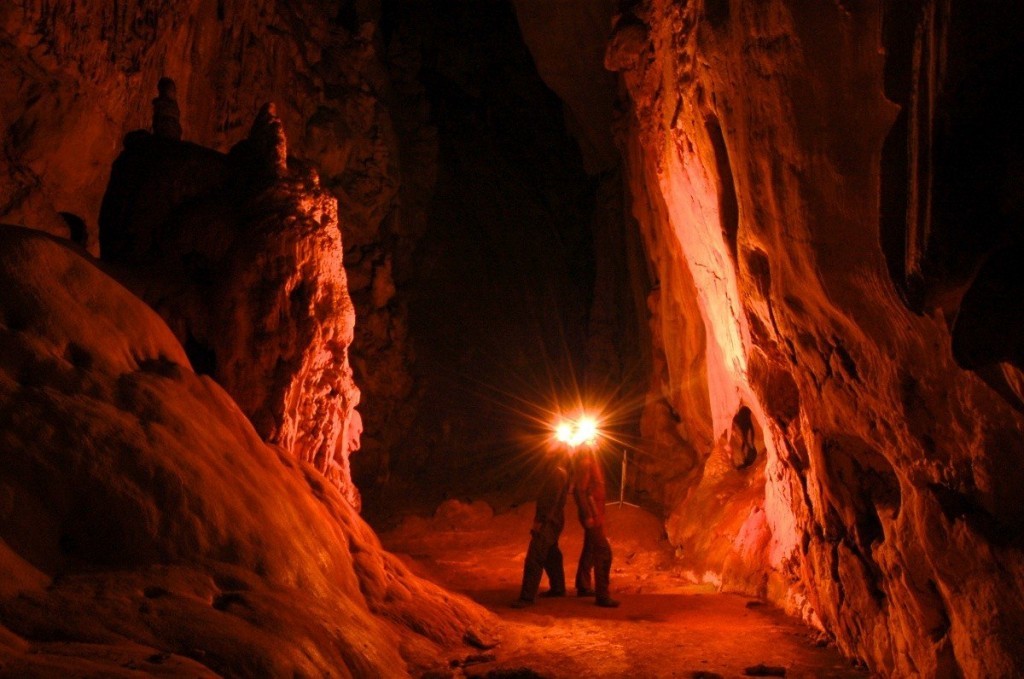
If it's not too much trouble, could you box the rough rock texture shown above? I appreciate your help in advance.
[345,7,437,494]
[610,0,1024,676]
[0,0,394,250]
[99,103,363,507]
[0,227,494,677]
[6,1,1024,676]
[0,0,413,504]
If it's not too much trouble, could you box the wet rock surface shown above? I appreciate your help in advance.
[99,102,363,505]
[0,227,495,676]
[608,0,1024,676]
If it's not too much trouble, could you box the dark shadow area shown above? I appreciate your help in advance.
[58,211,88,248]
[728,406,758,470]
[704,0,730,31]
[357,0,603,518]
[183,332,217,376]
[881,2,1024,328]
[878,0,920,311]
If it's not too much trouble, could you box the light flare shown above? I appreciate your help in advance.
[553,413,600,448]
[555,421,574,444]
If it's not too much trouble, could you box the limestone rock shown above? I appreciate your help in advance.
[152,77,183,140]
[0,226,494,676]
[0,0,396,248]
[605,17,650,73]
[248,102,289,180]
[614,1,1024,676]
[0,2,413,505]
[100,110,363,507]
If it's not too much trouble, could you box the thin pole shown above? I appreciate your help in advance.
[610,448,640,509]
[619,449,627,506]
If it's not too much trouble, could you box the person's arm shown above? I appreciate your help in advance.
[533,468,566,531]
[576,462,599,528]
[533,478,554,533]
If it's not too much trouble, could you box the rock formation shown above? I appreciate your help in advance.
[151,77,183,141]
[0,227,494,676]
[0,1,414,490]
[3,1,1024,676]
[601,1,1024,676]
[100,100,363,507]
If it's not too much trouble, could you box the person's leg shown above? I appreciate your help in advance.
[517,530,554,603]
[575,528,594,595]
[541,532,566,595]
[592,527,618,607]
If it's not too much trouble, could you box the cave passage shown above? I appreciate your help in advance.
[356,0,614,518]
[6,0,1024,676]
[381,500,865,678]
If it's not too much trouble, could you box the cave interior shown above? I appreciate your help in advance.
[1,0,1023,677]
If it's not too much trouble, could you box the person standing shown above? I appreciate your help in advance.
[573,442,619,607]
[511,444,570,607]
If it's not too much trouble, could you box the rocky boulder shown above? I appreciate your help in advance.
[0,226,493,676]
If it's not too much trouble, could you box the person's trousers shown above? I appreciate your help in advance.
[519,524,565,601]
[575,525,612,599]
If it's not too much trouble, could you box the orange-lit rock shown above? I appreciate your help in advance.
[99,103,363,506]
[612,0,1024,676]
[0,227,494,676]
[0,0,395,250]
[4,1,1024,676]
[0,2,411,489]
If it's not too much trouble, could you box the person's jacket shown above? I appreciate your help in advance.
[534,463,569,533]
[573,450,606,529]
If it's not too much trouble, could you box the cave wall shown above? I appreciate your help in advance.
[5,0,1024,675]
[606,0,1024,676]
[1,0,395,249]
[0,0,416,503]
[0,227,494,676]
[98,106,365,507]
[381,0,598,505]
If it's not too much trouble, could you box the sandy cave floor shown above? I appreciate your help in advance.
[380,501,869,679]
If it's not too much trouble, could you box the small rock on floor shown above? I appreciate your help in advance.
[471,669,548,679]
[464,628,499,649]
[743,663,787,676]
[454,652,497,668]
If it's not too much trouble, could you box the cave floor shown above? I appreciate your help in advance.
[380,502,867,679]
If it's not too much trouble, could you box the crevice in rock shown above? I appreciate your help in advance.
[704,0,730,31]
[58,212,88,248]
[183,332,217,376]
[878,105,915,310]
[705,115,739,263]
[727,405,758,470]
[927,482,1022,549]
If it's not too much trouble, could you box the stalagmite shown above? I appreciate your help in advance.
[151,77,183,140]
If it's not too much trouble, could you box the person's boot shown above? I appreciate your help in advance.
[596,596,620,608]
[538,588,566,598]
[510,598,534,609]
[576,588,595,597]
